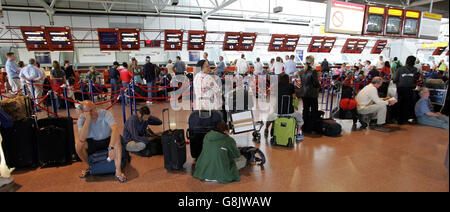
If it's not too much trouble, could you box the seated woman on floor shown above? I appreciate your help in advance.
[415,87,449,130]
[193,122,246,184]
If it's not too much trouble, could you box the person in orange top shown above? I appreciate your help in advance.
[119,62,134,104]
[380,61,391,80]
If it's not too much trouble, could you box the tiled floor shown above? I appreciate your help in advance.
[8,99,450,192]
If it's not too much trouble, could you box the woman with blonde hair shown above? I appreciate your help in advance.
[129,57,143,85]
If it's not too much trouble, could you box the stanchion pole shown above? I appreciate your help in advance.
[128,84,133,116]
[49,91,56,116]
[89,80,94,103]
[329,85,335,118]
[132,78,137,115]
[80,80,85,101]
[325,85,331,112]
[23,84,27,96]
[164,76,168,103]
[190,80,193,112]
[63,87,70,117]
[31,81,37,113]
[120,89,126,125]
[0,87,2,100]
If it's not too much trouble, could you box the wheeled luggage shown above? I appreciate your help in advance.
[37,117,78,164]
[0,118,38,168]
[161,108,186,171]
[36,125,67,167]
[271,95,296,147]
[187,110,223,159]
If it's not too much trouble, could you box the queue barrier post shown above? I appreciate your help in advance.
[325,85,331,111]
[31,81,37,113]
[89,80,95,103]
[121,89,126,125]
[23,84,27,96]
[329,84,335,118]
[128,84,133,116]
[80,81,85,101]
[49,91,57,116]
[63,87,70,118]
[132,78,137,115]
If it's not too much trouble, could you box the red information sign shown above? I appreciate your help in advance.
[21,26,50,51]
[320,37,336,53]
[432,47,447,56]
[119,28,140,51]
[187,30,207,51]
[371,40,388,54]
[45,26,74,51]
[223,32,241,51]
[268,34,287,52]
[308,37,325,53]
[164,30,184,51]
[284,35,300,52]
[341,38,367,54]
[239,32,257,51]
[97,28,120,51]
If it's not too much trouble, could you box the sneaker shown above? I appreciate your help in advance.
[126,141,146,152]
[371,126,392,133]
[360,121,368,129]
[296,134,304,142]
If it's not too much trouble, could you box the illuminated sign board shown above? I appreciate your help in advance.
[371,40,388,54]
[46,27,74,51]
[164,30,184,51]
[21,26,50,51]
[119,29,140,51]
[325,0,366,35]
[187,30,206,51]
[223,32,241,51]
[97,28,120,51]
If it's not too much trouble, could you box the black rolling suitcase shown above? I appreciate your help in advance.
[161,108,186,171]
[36,117,78,166]
[187,110,223,159]
[0,118,38,168]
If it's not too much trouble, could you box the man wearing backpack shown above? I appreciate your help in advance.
[391,57,402,80]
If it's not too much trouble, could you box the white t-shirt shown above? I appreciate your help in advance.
[236,58,249,74]
[254,62,264,75]
[376,60,384,70]
[273,62,284,75]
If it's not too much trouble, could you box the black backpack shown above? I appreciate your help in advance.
[320,119,342,137]
[239,147,266,166]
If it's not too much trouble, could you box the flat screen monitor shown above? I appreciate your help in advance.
[404,18,418,35]
[367,14,384,33]
[99,31,119,45]
[386,16,402,34]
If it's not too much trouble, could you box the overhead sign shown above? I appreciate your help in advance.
[419,12,442,40]
[321,37,337,53]
[403,10,421,38]
[341,38,367,54]
[385,8,404,36]
[239,32,257,51]
[325,0,366,35]
[77,48,116,64]
[119,28,140,51]
[164,30,184,51]
[97,28,120,51]
[308,37,325,53]
[21,26,50,51]
[432,47,447,56]
[371,40,388,54]
[223,32,241,51]
[268,34,287,52]
[284,35,300,52]
[46,27,74,51]
[363,5,386,35]
[421,42,448,48]
[187,30,206,51]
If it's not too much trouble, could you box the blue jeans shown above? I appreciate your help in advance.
[147,80,156,102]
[110,79,119,100]
[417,115,449,130]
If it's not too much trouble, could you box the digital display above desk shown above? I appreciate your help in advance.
[21,26,50,51]
[188,30,206,51]
[239,33,257,51]
[46,27,74,51]
[98,28,120,51]
[164,30,184,51]
[223,32,241,51]
[120,29,140,51]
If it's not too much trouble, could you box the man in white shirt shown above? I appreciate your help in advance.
[356,77,397,132]
[284,55,297,75]
[236,54,249,75]
[273,57,284,75]
[363,60,372,76]
[375,56,384,70]
[193,60,221,110]
[254,58,264,75]
[19,58,43,105]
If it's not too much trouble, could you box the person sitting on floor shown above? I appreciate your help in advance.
[123,106,162,152]
[415,87,449,130]
[193,122,247,184]
[76,100,127,183]
[355,77,397,132]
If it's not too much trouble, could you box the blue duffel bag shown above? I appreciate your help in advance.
[88,136,130,175]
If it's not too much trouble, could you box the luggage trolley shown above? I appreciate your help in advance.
[228,110,264,143]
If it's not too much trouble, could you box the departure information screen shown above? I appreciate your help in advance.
[240,33,257,51]
[46,27,74,51]
[120,29,140,50]
[97,28,120,51]
[284,35,300,52]
[21,26,50,51]
[223,32,241,51]
[188,31,206,51]
[164,30,183,51]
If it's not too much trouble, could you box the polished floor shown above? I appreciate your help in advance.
[7,98,450,192]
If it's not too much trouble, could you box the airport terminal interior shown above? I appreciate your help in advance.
[0,0,449,192]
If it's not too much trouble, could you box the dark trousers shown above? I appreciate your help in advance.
[302,97,319,132]
[396,87,416,124]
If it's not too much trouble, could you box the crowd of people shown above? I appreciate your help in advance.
[2,51,449,184]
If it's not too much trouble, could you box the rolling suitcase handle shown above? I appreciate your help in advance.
[162,108,170,131]
[280,95,291,116]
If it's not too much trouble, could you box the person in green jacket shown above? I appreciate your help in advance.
[193,122,246,184]
[391,57,402,80]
